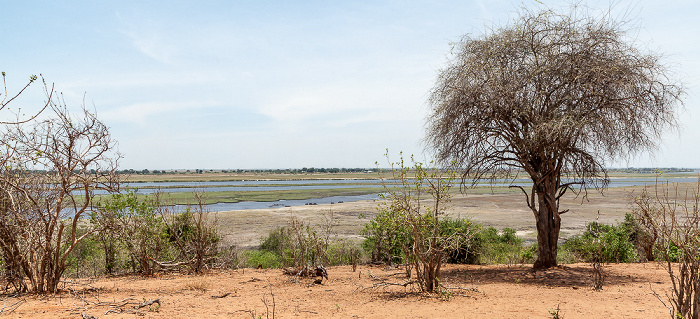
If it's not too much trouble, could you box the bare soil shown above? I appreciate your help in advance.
[10,263,674,318]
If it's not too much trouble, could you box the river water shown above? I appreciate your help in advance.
[117,175,698,212]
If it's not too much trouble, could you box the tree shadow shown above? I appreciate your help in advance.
[439,263,652,289]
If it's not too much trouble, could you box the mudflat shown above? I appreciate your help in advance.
[216,185,643,248]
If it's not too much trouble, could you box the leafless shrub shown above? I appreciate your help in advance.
[0,96,120,293]
[213,244,245,270]
[632,180,700,319]
[0,72,51,125]
[285,214,331,267]
[591,259,605,291]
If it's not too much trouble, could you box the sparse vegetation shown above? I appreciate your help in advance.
[161,193,221,274]
[91,186,383,206]
[632,180,700,319]
[549,304,563,319]
[364,215,533,267]
[95,191,171,276]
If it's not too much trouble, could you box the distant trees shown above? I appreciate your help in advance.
[426,5,684,269]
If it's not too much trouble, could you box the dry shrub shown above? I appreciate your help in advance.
[0,104,120,293]
[633,180,700,319]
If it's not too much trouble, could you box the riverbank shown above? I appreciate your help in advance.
[215,184,641,249]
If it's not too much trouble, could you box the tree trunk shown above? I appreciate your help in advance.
[104,241,116,275]
[532,177,561,269]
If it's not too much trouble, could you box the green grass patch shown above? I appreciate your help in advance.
[92,187,383,205]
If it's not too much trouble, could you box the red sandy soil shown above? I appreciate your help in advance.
[8,262,675,319]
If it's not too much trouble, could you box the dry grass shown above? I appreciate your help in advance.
[183,278,211,292]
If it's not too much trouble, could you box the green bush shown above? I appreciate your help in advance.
[360,210,412,264]
[258,220,328,267]
[621,212,678,262]
[440,218,480,264]
[362,216,530,266]
[560,219,638,263]
[520,244,537,263]
[657,241,682,262]
[326,240,363,267]
[470,227,528,265]
[64,228,103,278]
[245,250,282,269]
[362,216,478,265]
[164,207,221,274]
[94,191,173,275]
[260,226,290,254]
[259,215,365,268]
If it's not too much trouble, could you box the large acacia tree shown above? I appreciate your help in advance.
[425,7,684,269]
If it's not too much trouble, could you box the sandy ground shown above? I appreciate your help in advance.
[216,186,640,248]
[10,262,675,318]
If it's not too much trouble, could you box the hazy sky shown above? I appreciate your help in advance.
[1,1,698,169]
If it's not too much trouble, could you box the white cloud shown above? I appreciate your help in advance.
[116,11,178,65]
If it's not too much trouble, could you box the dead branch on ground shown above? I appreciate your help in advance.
[0,293,24,315]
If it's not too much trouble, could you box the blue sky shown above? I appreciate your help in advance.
[1,0,698,169]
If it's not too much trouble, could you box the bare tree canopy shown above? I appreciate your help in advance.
[425,5,684,269]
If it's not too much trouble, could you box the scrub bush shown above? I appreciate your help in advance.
[560,219,638,263]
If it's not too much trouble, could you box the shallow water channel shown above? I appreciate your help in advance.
[126,179,386,194]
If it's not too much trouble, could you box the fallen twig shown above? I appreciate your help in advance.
[99,297,161,315]
[442,285,480,293]
[136,298,161,309]
[356,279,419,291]
[81,313,99,319]
[0,294,24,315]
[211,292,232,299]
